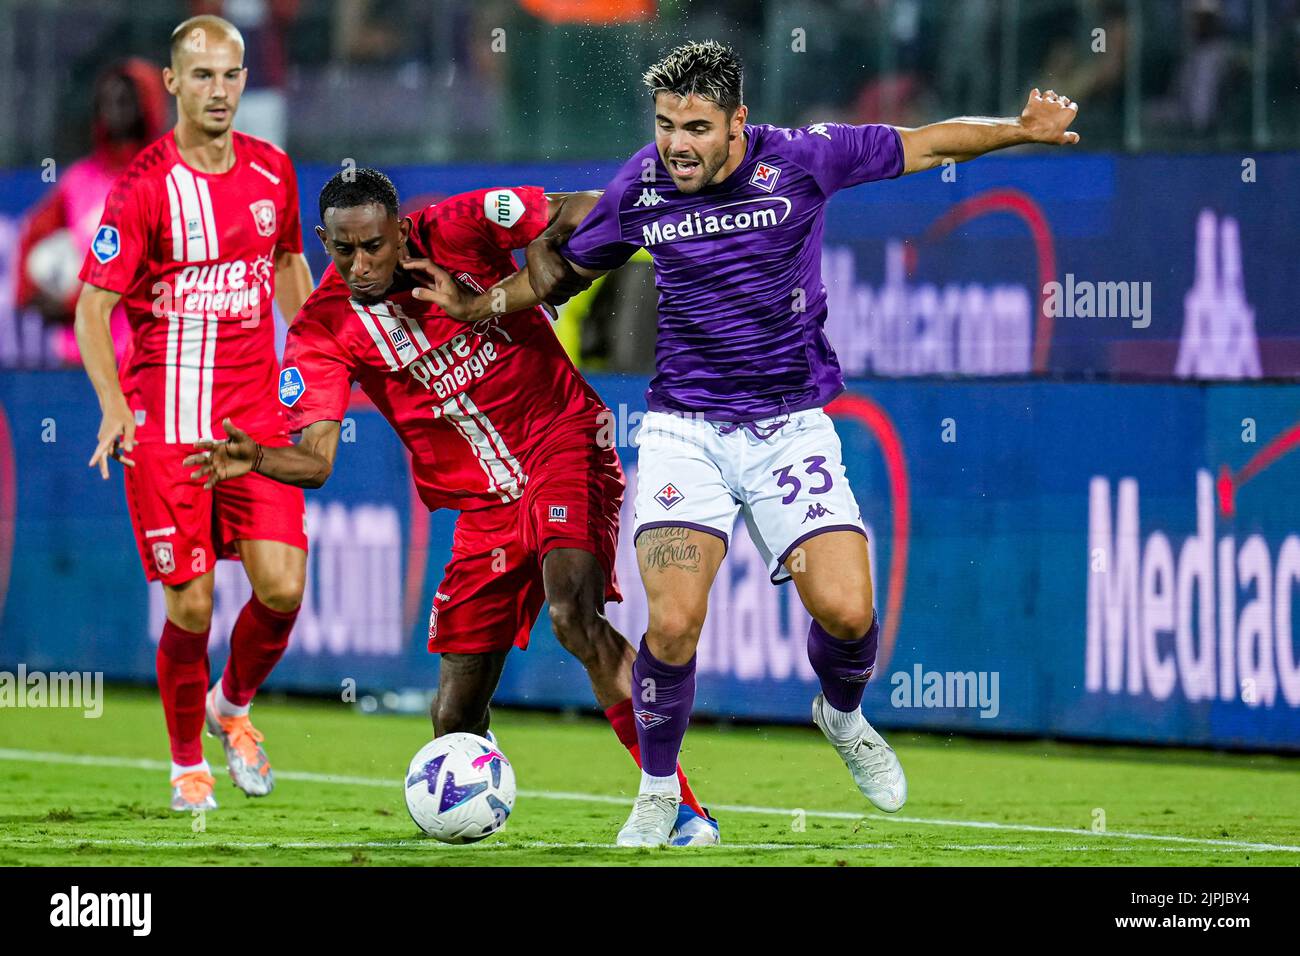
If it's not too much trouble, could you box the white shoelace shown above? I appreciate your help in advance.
[630,794,677,830]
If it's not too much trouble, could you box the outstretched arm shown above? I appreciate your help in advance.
[897,88,1079,175]
[186,418,341,489]
[400,189,605,321]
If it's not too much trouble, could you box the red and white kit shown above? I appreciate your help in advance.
[284,186,623,654]
[79,130,307,584]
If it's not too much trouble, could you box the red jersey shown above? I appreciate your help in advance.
[283,186,610,513]
[79,130,303,445]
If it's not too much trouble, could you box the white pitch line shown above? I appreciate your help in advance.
[1,747,1297,854]
[0,837,1275,854]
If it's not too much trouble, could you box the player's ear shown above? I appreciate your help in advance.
[314,224,329,250]
[398,216,413,244]
[163,66,178,96]
[732,104,748,134]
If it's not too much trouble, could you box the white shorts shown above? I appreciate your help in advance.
[632,408,867,583]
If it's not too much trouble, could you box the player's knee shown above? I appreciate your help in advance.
[256,575,304,613]
[168,587,213,633]
[647,605,705,660]
[814,597,876,641]
[549,598,604,665]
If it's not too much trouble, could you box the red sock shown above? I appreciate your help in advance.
[156,619,211,766]
[220,594,299,707]
[605,698,707,818]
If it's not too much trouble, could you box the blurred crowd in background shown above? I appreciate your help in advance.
[2,0,1299,169]
[2,0,1297,372]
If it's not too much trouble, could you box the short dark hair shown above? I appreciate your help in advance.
[643,40,743,114]
[318,167,399,221]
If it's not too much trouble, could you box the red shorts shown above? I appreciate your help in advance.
[428,443,624,655]
[124,440,307,586]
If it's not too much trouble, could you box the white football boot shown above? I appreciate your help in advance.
[811,694,907,813]
[616,793,681,847]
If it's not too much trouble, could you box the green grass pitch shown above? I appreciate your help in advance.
[1,686,1296,866]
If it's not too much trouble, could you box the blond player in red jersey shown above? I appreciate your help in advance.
[73,16,314,812]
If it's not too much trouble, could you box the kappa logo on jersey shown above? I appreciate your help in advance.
[634,709,671,730]
[484,189,525,229]
[548,505,568,523]
[750,162,781,193]
[654,483,684,509]
[249,199,277,238]
[807,123,832,140]
[278,366,306,406]
[91,225,120,264]
[151,542,175,575]
[634,188,665,207]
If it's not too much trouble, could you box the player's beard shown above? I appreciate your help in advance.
[663,144,727,194]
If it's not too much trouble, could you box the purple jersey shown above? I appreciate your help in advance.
[563,122,903,421]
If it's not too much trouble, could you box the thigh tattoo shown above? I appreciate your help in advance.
[639,526,701,573]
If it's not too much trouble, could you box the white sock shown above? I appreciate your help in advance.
[214,683,250,718]
[820,701,867,741]
[640,771,682,799]
[171,760,210,780]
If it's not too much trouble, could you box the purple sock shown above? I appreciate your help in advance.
[632,639,696,778]
[807,612,879,712]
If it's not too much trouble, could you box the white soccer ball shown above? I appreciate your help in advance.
[25,228,82,301]
[404,732,515,844]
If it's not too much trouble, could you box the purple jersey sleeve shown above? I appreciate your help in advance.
[795,123,905,195]
[560,153,649,271]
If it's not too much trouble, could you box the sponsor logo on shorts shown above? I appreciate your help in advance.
[750,162,781,192]
[278,366,306,406]
[151,542,175,575]
[548,505,568,523]
[144,526,176,539]
[634,709,670,730]
[91,225,120,264]
[655,483,684,510]
[801,503,835,523]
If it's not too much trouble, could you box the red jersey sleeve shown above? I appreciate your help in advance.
[425,186,550,254]
[280,316,353,431]
[275,152,304,256]
[78,173,154,295]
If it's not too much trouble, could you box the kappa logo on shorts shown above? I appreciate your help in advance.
[151,542,175,575]
[548,505,568,523]
[801,503,835,523]
[654,483,684,510]
[91,225,120,264]
[634,709,671,730]
[278,366,306,406]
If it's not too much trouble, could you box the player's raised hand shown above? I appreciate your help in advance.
[525,234,591,305]
[88,395,137,479]
[401,258,475,321]
[185,418,259,489]
[1019,88,1080,145]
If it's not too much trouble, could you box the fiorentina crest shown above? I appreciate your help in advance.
[249,199,277,238]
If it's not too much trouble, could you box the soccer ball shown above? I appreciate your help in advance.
[404,733,516,844]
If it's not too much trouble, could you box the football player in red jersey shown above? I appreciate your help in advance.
[73,15,314,811]
[187,168,720,845]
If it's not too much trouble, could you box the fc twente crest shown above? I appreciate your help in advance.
[249,199,277,238]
